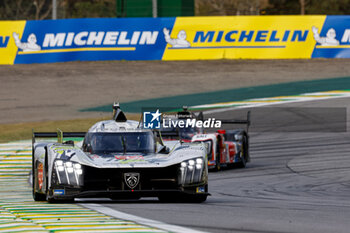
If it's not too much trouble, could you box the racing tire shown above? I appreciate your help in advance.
[32,170,46,202]
[237,135,248,168]
[32,153,46,201]
[188,184,208,203]
[238,155,246,168]
[33,192,46,201]
[214,154,221,171]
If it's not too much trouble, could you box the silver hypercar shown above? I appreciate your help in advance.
[32,105,209,203]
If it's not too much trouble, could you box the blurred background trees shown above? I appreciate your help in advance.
[64,0,116,18]
[0,0,116,20]
[1,0,350,20]
[0,0,53,20]
[195,0,267,16]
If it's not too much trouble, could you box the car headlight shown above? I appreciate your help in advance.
[54,160,83,186]
[56,160,63,166]
[196,158,203,164]
[188,160,195,166]
[179,157,205,185]
[67,167,74,173]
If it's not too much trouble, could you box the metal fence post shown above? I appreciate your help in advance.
[52,0,57,19]
[152,0,157,18]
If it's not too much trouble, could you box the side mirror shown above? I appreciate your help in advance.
[85,144,92,153]
[157,145,170,154]
[63,140,74,146]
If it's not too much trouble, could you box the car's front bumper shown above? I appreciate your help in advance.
[49,185,209,200]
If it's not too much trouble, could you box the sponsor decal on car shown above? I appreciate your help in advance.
[53,189,65,195]
[196,186,205,193]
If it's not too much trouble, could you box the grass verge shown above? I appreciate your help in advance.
[0,114,141,143]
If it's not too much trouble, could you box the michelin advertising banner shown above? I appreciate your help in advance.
[0,16,349,64]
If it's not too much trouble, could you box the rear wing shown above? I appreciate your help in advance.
[220,111,251,133]
[32,130,86,144]
[157,110,251,139]
[157,131,180,138]
[155,130,182,141]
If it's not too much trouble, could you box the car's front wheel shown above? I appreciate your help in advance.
[32,160,46,201]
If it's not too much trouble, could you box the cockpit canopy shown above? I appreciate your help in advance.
[82,131,155,154]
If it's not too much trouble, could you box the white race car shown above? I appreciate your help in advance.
[32,104,209,203]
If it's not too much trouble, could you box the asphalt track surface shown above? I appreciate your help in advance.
[77,97,350,233]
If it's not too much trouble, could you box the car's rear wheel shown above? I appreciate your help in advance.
[238,155,246,168]
[214,154,221,171]
[238,135,248,168]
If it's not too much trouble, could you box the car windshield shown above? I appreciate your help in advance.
[83,132,155,154]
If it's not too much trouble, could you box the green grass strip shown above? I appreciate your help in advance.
[82,77,350,113]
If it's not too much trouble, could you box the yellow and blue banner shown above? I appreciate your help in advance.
[0,16,350,64]
[12,18,175,64]
[0,21,26,64]
[163,16,325,60]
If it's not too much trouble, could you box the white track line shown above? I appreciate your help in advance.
[202,94,350,115]
[81,203,206,233]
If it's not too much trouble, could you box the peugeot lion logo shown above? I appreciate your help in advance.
[124,173,140,189]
